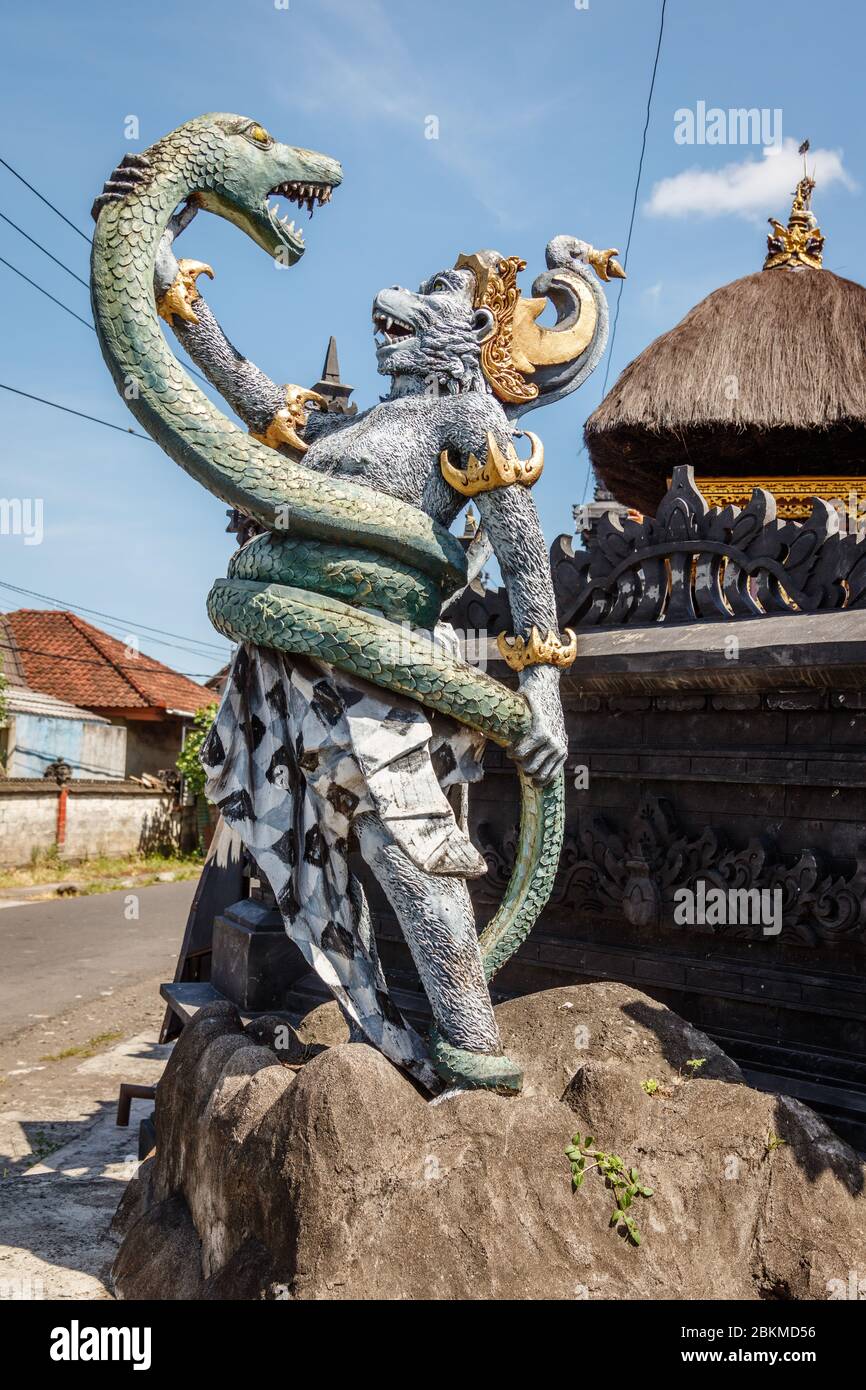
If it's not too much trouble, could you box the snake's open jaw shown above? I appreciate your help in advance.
[266,180,335,259]
[195,174,338,266]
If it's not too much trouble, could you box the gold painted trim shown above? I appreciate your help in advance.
[250,384,327,454]
[497,625,577,672]
[455,252,537,404]
[156,259,214,326]
[511,279,596,374]
[440,431,543,497]
[454,250,600,405]
[691,475,866,520]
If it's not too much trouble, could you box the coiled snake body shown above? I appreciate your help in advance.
[90,114,563,984]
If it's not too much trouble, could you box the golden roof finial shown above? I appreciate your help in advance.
[763,146,824,271]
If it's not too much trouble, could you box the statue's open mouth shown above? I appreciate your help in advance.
[265,180,335,254]
[372,309,415,346]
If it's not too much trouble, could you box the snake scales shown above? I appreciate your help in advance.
[89,113,564,983]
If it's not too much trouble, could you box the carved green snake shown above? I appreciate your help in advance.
[89,113,564,985]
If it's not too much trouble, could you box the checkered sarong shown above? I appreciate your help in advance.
[200,641,486,1091]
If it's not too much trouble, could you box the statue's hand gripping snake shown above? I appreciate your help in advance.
[90,113,564,984]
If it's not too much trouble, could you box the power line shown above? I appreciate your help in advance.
[581,0,667,505]
[0,580,230,656]
[0,208,90,288]
[0,249,214,390]
[0,155,92,245]
[1,618,227,667]
[0,254,95,330]
[0,162,257,405]
[0,381,154,440]
[0,641,220,681]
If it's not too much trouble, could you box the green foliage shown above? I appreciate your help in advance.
[176,703,218,799]
[765,1130,787,1156]
[565,1132,654,1248]
[640,1058,709,1100]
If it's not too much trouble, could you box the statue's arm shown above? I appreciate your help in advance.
[475,478,568,786]
[155,225,354,447]
[92,157,345,445]
[444,398,567,786]
[154,231,288,437]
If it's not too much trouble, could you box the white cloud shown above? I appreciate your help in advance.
[646,139,856,222]
[642,280,663,305]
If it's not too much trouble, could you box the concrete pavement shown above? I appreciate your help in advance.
[0,880,195,1044]
[0,879,196,1298]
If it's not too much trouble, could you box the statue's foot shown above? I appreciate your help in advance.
[428,1028,523,1095]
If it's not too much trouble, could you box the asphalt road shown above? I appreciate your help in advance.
[0,880,196,1043]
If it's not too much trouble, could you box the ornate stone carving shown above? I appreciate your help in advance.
[477,794,866,948]
[553,465,866,628]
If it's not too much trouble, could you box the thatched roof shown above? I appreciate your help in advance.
[585,268,866,514]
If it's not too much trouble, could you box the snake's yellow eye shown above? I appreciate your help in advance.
[249,124,270,145]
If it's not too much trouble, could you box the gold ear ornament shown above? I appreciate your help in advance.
[454,250,599,403]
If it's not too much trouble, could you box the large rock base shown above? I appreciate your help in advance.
[112,984,866,1300]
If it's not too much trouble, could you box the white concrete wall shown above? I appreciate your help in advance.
[0,788,58,864]
[0,784,180,866]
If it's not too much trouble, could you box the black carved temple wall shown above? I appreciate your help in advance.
[370,467,866,1148]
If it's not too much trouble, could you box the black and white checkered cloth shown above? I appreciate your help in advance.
[201,642,486,1091]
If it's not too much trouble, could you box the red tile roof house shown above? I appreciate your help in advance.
[1,610,216,780]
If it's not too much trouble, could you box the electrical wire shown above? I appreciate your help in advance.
[0,381,154,440]
[0,154,92,244]
[0,208,90,288]
[0,579,230,656]
[0,255,215,390]
[0,254,94,330]
[0,641,221,681]
[580,0,667,505]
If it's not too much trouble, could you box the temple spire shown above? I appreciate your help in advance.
[320,335,341,385]
[311,336,357,416]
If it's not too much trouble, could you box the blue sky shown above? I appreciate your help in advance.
[0,0,861,677]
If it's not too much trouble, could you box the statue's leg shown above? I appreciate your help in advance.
[355,814,523,1092]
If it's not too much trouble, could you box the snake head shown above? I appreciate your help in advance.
[187,114,342,267]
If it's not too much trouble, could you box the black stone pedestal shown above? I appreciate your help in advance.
[211,898,307,1013]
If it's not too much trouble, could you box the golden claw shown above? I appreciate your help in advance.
[587,247,626,282]
[250,384,327,454]
[496,625,577,672]
[156,258,214,326]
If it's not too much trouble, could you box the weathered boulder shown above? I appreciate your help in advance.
[111,984,866,1300]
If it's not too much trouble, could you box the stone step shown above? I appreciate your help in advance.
[160,981,300,1029]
